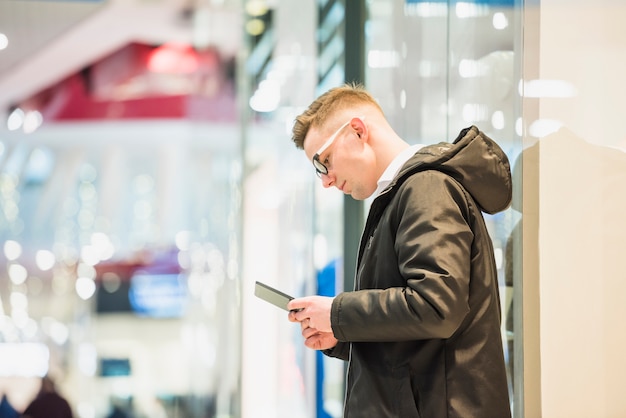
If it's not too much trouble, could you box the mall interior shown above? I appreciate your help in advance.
[0,0,625,417]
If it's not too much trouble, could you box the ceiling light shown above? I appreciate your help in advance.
[520,79,578,98]
[22,110,43,133]
[493,12,509,30]
[0,33,8,51]
[147,43,199,74]
[3,240,22,260]
[246,0,268,17]
[246,18,265,36]
[7,108,24,131]
[35,250,56,271]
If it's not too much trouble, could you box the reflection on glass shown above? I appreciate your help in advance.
[366,0,521,411]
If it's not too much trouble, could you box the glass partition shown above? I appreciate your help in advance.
[240,0,321,417]
[366,0,523,413]
[0,2,245,417]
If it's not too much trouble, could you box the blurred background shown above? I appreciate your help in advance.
[0,0,624,417]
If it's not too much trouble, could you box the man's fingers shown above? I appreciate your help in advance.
[288,298,304,313]
[302,326,319,339]
[299,318,309,331]
[287,310,299,322]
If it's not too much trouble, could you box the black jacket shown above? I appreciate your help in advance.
[326,126,512,417]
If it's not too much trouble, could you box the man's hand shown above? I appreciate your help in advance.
[287,296,337,350]
[287,295,334,333]
[301,328,338,351]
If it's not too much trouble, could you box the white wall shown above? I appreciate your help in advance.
[523,1,626,416]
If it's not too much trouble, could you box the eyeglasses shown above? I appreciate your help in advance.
[312,116,364,177]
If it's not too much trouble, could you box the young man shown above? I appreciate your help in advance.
[287,83,512,417]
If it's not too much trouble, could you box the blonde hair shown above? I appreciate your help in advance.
[291,82,383,149]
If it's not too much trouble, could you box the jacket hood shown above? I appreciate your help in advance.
[395,126,512,214]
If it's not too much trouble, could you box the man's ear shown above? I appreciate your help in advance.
[351,117,367,140]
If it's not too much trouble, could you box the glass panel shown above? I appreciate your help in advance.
[447,1,522,410]
[0,2,244,417]
[0,126,243,418]
[240,0,320,417]
[365,0,523,413]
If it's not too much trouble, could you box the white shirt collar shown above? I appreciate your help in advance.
[369,144,424,200]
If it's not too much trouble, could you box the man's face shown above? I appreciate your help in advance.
[303,116,378,200]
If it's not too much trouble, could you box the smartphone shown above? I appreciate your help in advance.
[254,281,295,311]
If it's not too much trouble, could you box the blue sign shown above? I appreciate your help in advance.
[129,273,187,318]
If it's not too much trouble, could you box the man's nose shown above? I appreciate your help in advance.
[321,172,334,188]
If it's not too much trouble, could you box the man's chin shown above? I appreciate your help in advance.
[349,191,369,201]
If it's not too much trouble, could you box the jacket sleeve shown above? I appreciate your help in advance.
[331,171,474,342]
[322,341,350,361]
